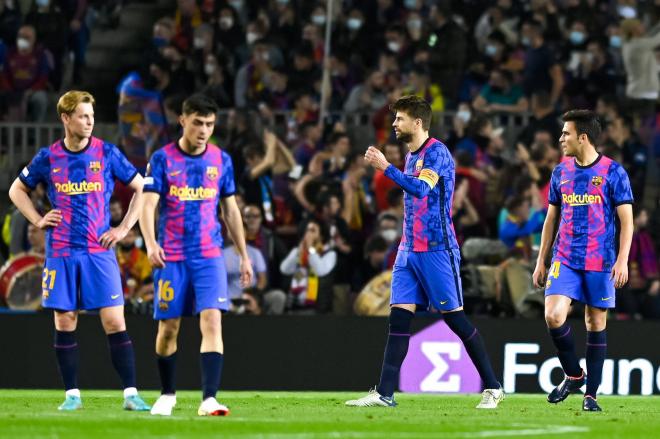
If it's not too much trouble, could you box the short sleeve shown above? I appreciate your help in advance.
[219,153,236,197]
[143,152,165,194]
[548,167,562,206]
[19,147,50,189]
[419,142,453,188]
[252,247,267,273]
[609,164,634,206]
[109,144,138,184]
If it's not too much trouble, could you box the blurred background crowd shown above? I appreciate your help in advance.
[0,0,659,320]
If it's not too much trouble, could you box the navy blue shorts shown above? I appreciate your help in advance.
[545,260,615,308]
[153,256,228,320]
[391,250,463,311]
[42,251,124,311]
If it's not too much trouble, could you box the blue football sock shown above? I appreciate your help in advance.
[548,322,582,377]
[443,311,500,389]
[157,352,177,395]
[200,352,223,400]
[108,331,137,389]
[377,307,414,398]
[54,330,79,391]
[586,330,607,397]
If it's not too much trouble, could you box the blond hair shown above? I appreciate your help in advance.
[57,90,95,116]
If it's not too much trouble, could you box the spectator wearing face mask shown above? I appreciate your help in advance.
[234,39,273,108]
[620,17,660,122]
[3,25,51,122]
[280,219,337,313]
[343,69,388,113]
[334,8,379,71]
[472,67,528,114]
[25,0,68,90]
[116,227,153,302]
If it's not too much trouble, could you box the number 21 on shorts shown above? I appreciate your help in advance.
[42,268,56,290]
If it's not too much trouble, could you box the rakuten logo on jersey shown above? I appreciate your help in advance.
[400,321,482,393]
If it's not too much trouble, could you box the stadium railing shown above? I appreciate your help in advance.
[0,111,531,190]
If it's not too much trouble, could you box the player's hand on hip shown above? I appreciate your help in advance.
[532,261,547,289]
[364,146,389,171]
[239,257,253,288]
[99,226,128,249]
[36,209,62,229]
[146,243,167,268]
[611,259,628,289]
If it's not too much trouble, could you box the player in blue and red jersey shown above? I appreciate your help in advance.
[346,95,503,409]
[140,94,253,417]
[533,110,633,412]
[8,91,150,411]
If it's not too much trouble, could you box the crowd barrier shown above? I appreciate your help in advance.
[2,313,658,395]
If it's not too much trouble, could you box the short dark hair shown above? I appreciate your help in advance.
[182,93,219,116]
[562,109,601,145]
[505,195,529,212]
[390,95,432,130]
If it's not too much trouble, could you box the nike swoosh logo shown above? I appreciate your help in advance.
[218,298,227,302]
[560,180,570,185]
[601,297,611,301]
[169,170,182,176]
[53,168,61,173]
[440,300,448,305]
[111,294,120,299]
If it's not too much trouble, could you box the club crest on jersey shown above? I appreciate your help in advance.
[207,166,219,180]
[89,161,101,173]
[591,176,603,186]
[415,159,423,171]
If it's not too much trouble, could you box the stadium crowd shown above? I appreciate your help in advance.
[1,0,660,319]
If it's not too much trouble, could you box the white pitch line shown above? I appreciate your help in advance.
[210,424,590,439]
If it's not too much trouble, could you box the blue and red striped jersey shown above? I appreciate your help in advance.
[143,142,235,261]
[19,137,138,257]
[548,154,633,272]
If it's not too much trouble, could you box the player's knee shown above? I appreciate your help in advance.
[585,310,607,331]
[544,308,566,328]
[159,324,179,341]
[200,311,222,334]
[54,311,77,331]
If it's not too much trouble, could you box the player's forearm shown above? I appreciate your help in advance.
[118,190,144,232]
[8,180,42,226]
[224,206,249,259]
[384,165,431,199]
[616,211,634,263]
[536,213,557,264]
[139,203,158,247]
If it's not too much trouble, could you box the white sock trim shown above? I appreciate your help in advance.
[123,387,138,398]
[65,389,81,398]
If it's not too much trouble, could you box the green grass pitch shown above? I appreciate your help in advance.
[0,390,658,438]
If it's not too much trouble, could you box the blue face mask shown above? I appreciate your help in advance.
[609,35,622,48]
[347,18,362,31]
[485,44,498,57]
[521,36,531,47]
[404,0,417,9]
[570,31,586,45]
[36,0,50,7]
[152,37,167,48]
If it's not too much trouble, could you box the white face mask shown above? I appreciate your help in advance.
[312,15,326,26]
[17,38,31,51]
[380,229,398,243]
[407,19,422,31]
[456,110,471,123]
[134,237,144,250]
[246,32,259,45]
[204,63,216,75]
[347,18,362,31]
[387,41,401,52]
[219,16,234,29]
[193,37,205,49]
